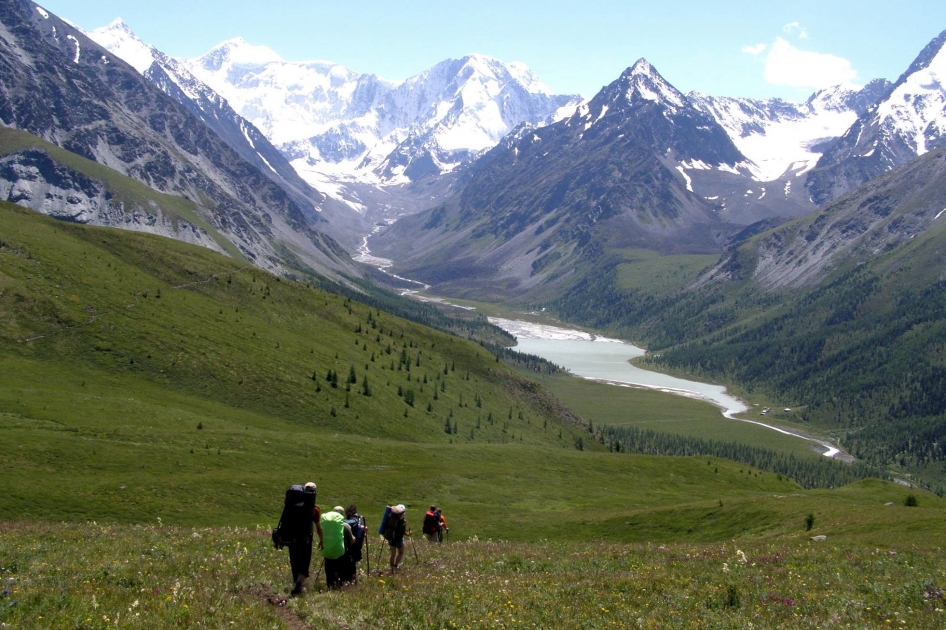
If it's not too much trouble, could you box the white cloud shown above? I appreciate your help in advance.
[763,37,857,89]
[782,22,808,39]
[742,43,767,56]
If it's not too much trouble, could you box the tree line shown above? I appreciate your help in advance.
[599,424,883,490]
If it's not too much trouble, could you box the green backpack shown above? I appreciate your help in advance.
[320,511,346,560]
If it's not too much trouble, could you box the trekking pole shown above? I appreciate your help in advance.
[409,532,419,563]
[364,519,371,577]
[314,558,325,584]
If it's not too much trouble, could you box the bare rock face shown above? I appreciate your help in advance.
[0,148,226,252]
[1,149,106,223]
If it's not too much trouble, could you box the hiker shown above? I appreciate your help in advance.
[344,504,367,582]
[435,508,448,542]
[423,505,443,543]
[276,482,323,596]
[383,504,409,572]
[321,506,354,589]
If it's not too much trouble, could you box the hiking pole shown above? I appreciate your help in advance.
[364,519,371,577]
[409,532,419,563]
[314,558,325,584]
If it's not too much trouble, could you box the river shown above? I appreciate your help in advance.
[489,317,842,459]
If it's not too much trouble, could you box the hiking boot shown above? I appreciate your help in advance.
[290,583,303,596]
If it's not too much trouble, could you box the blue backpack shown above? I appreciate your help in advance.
[345,515,366,561]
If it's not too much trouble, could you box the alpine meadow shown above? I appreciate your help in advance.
[2,0,946,628]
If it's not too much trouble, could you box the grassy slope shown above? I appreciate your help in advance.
[2,498,945,629]
[613,248,719,297]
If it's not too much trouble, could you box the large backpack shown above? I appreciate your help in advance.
[423,511,439,535]
[320,511,347,560]
[383,510,403,543]
[377,505,391,536]
[345,515,366,561]
[276,484,315,543]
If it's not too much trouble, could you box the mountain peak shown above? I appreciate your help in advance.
[429,54,555,96]
[196,38,282,72]
[612,58,685,108]
[86,18,155,74]
[627,58,656,77]
[101,18,134,34]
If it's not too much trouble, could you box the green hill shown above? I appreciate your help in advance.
[0,202,605,521]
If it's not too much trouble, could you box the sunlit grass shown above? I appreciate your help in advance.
[2,522,944,629]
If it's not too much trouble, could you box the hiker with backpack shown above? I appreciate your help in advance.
[423,505,444,543]
[344,504,367,582]
[273,482,323,596]
[381,504,409,573]
[320,506,355,589]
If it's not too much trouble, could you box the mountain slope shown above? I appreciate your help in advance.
[807,29,946,204]
[0,201,582,446]
[370,59,751,300]
[0,0,357,279]
[689,80,890,183]
[707,145,946,290]
[84,19,333,225]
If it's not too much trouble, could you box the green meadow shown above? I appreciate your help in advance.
[2,203,946,627]
[3,498,945,629]
[522,372,825,458]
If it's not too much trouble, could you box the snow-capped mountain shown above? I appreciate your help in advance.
[807,29,946,204]
[369,59,754,299]
[174,40,582,189]
[1,4,357,281]
[688,80,890,182]
[85,20,328,221]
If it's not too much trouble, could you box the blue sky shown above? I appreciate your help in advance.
[38,1,946,101]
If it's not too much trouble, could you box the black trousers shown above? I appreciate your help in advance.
[324,555,353,589]
[287,540,313,581]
